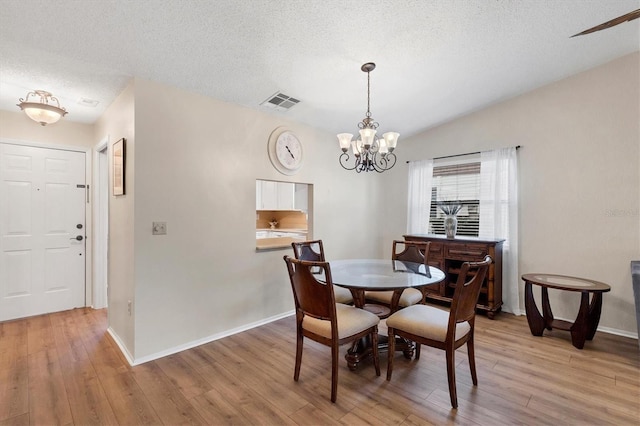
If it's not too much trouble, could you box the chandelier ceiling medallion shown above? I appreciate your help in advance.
[17,90,68,126]
[338,62,399,173]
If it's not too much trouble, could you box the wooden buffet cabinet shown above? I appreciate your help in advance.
[404,234,504,319]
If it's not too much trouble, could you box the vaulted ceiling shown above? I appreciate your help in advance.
[1,0,638,138]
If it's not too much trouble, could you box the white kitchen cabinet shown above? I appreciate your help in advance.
[276,182,295,210]
[261,181,279,209]
[294,183,308,211]
[256,180,295,210]
[256,180,262,210]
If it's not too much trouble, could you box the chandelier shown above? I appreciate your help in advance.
[337,62,399,173]
[17,90,68,126]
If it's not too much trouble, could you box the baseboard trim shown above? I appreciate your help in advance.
[107,327,135,365]
[124,310,295,366]
[595,325,638,340]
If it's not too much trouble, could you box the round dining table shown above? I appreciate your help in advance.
[328,259,445,370]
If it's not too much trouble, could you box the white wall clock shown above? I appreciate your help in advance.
[268,127,304,175]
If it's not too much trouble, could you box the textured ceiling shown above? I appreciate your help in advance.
[1,0,638,138]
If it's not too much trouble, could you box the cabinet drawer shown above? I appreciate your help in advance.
[424,283,442,294]
[427,259,444,269]
[444,243,488,260]
[428,243,443,257]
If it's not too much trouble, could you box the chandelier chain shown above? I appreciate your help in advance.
[366,70,371,119]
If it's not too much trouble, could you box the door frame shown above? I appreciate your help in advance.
[93,136,109,309]
[0,137,92,307]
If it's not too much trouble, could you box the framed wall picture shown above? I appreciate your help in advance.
[113,138,126,196]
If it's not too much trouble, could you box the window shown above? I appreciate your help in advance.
[429,155,480,237]
[407,147,519,314]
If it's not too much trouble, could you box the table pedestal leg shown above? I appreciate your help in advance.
[570,291,603,349]
[525,281,546,336]
[345,334,414,370]
[346,335,373,371]
[345,289,415,369]
[586,292,603,341]
[541,287,554,330]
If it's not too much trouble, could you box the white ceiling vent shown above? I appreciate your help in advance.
[77,97,100,107]
[260,92,300,111]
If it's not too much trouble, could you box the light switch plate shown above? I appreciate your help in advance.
[152,222,167,235]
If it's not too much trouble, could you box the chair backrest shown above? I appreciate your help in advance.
[283,256,336,323]
[449,256,492,325]
[292,240,325,262]
[392,240,431,265]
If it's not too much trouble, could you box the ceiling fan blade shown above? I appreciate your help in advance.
[571,9,640,37]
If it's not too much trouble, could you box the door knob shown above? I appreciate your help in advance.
[70,235,84,241]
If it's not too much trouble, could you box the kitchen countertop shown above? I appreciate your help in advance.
[256,229,308,250]
[256,236,305,250]
[256,228,307,232]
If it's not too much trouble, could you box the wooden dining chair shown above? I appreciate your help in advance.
[291,240,353,304]
[365,240,432,313]
[283,256,381,402]
[386,255,492,408]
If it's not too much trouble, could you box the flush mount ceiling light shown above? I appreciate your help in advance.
[17,90,68,126]
[337,62,399,173]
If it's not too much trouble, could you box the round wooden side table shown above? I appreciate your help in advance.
[521,273,611,349]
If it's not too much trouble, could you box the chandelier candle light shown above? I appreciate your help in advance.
[338,62,399,173]
[17,90,68,126]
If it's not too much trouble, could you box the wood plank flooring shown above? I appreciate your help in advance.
[0,307,638,425]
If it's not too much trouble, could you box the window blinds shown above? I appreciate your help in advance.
[429,155,481,237]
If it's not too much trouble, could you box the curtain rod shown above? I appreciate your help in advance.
[406,145,521,163]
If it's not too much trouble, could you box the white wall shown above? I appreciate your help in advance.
[0,110,94,148]
[383,53,640,336]
[94,82,137,357]
[130,78,382,360]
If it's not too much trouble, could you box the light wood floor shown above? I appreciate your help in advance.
[0,307,638,425]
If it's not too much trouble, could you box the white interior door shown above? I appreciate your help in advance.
[0,143,86,321]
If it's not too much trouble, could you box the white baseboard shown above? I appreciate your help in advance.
[595,325,638,340]
[107,327,135,365]
[117,310,295,366]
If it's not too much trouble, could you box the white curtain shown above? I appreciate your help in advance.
[407,159,434,234]
[479,147,520,315]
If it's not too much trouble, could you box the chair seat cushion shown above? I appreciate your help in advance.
[334,285,354,304]
[364,288,422,307]
[303,304,380,340]
[386,304,470,342]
